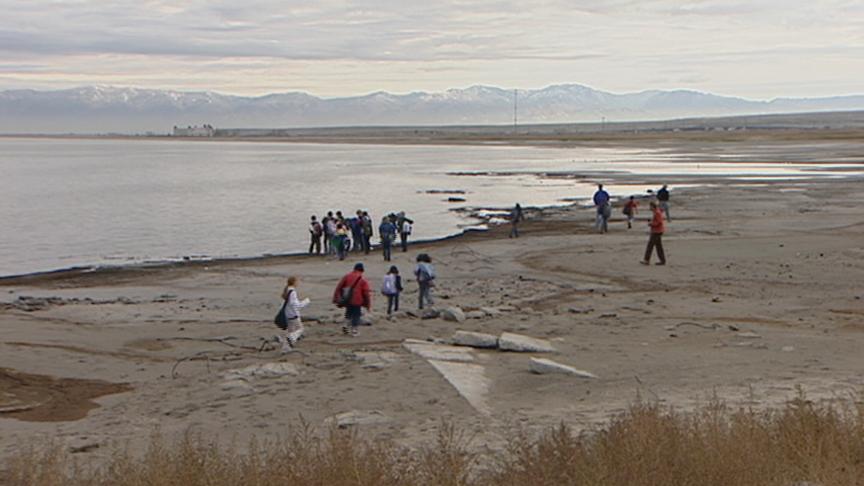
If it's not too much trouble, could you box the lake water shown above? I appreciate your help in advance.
[1,138,860,277]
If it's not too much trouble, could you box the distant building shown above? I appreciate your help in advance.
[173,124,215,137]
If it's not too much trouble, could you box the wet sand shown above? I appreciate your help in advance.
[1,148,863,461]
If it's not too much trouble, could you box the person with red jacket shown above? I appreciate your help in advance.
[641,201,666,266]
[333,262,372,336]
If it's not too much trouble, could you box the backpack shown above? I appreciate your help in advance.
[312,222,323,236]
[381,274,398,295]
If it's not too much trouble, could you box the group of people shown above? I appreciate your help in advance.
[309,211,414,261]
[273,253,437,352]
[593,183,672,265]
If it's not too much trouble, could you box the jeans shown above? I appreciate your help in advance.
[644,232,666,263]
[596,205,609,233]
[382,239,392,261]
[309,235,321,254]
[418,281,434,309]
[400,233,409,252]
[509,223,519,238]
[345,305,362,329]
[659,201,670,221]
[387,294,399,314]
[364,235,372,254]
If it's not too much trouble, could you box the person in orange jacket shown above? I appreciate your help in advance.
[641,201,666,266]
[333,263,372,336]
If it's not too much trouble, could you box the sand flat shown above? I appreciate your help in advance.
[1,167,863,459]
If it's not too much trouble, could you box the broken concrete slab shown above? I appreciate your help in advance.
[427,359,490,415]
[529,358,597,378]
[354,351,399,369]
[498,332,555,353]
[452,330,499,349]
[402,339,474,362]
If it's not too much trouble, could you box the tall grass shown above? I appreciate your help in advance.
[5,395,863,486]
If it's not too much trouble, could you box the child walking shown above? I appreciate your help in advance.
[381,265,403,315]
[623,196,638,229]
[276,276,310,353]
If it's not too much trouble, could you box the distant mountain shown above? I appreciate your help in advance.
[1,84,863,134]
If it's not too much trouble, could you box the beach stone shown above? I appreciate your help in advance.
[421,308,441,319]
[326,410,390,428]
[529,358,597,378]
[354,351,399,369]
[452,331,499,349]
[441,306,466,322]
[736,332,762,339]
[498,332,556,353]
[465,310,486,320]
[480,307,502,316]
[403,339,474,362]
[223,362,299,381]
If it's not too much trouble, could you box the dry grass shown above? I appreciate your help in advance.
[4,395,864,486]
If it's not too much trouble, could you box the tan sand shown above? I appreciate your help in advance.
[1,170,863,460]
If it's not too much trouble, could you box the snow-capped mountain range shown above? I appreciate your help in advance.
[1,84,863,134]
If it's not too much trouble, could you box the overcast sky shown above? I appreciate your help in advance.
[1,0,862,99]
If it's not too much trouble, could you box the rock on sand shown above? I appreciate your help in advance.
[452,330,499,349]
[529,358,597,378]
[441,306,466,322]
[498,332,556,353]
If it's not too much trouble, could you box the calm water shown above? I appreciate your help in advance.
[0,138,859,277]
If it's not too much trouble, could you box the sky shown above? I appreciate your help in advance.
[1,0,862,99]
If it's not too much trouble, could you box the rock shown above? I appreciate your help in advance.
[464,310,486,320]
[568,307,594,314]
[223,362,299,381]
[354,351,398,369]
[441,306,466,322]
[452,331,499,349]
[421,308,441,319]
[326,410,390,428]
[498,332,555,353]
[529,358,597,378]
[480,307,502,316]
[446,197,467,202]
[403,339,475,362]
[782,346,796,352]
[736,332,762,339]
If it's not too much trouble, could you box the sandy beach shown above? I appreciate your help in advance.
[1,155,864,462]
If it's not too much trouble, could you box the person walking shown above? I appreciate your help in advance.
[333,263,372,336]
[381,265,403,316]
[379,216,397,261]
[623,196,638,229]
[398,214,413,252]
[309,216,323,255]
[509,203,524,238]
[657,185,671,222]
[276,276,310,353]
[414,253,436,309]
[593,184,611,233]
[641,201,667,266]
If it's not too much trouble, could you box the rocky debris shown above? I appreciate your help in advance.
[2,295,141,312]
[441,306,466,323]
[452,331,499,349]
[568,307,594,314]
[402,339,474,362]
[498,332,556,353]
[736,331,762,339]
[480,307,502,316]
[464,310,486,320]
[223,362,299,381]
[353,351,399,369]
[529,358,597,378]
[325,410,390,428]
[421,308,441,320]
[446,197,467,202]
